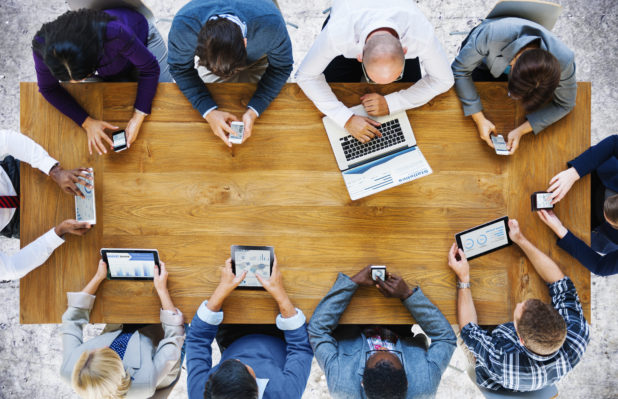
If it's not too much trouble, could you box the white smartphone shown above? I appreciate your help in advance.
[491,135,510,155]
[75,168,96,224]
[371,265,386,281]
[229,121,244,144]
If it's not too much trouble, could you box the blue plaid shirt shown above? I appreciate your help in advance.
[461,277,590,391]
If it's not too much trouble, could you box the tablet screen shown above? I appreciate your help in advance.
[459,219,509,259]
[107,251,156,279]
[235,248,271,287]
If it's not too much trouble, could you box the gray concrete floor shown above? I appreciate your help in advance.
[0,1,617,398]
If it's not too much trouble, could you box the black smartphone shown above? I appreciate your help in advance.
[112,130,128,152]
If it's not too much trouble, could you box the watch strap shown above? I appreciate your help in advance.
[456,281,471,289]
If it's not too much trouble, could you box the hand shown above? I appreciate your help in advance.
[217,258,247,295]
[256,256,287,300]
[82,117,117,155]
[471,112,496,148]
[204,110,239,148]
[536,210,568,238]
[241,109,258,144]
[447,243,470,283]
[153,261,169,293]
[350,265,376,287]
[507,128,523,154]
[508,219,526,245]
[54,219,92,237]
[344,115,382,143]
[360,93,389,117]
[94,259,108,283]
[375,273,413,300]
[49,165,92,198]
[548,167,580,204]
[124,111,147,148]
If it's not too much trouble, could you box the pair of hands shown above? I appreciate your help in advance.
[472,112,529,154]
[49,164,92,198]
[214,257,287,299]
[447,219,527,282]
[344,93,389,144]
[205,109,257,147]
[82,111,146,155]
[350,265,413,300]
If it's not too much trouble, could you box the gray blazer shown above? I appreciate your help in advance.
[60,292,185,398]
[451,17,576,134]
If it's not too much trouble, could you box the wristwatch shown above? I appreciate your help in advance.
[456,281,471,289]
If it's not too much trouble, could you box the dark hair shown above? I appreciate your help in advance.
[604,194,618,224]
[517,299,566,355]
[204,359,258,399]
[32,9,113,81]
[196,18,247,79]
[508,48,561,113]
[362,360,407,399]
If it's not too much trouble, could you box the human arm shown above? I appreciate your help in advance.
[508,219,565,283]
[307,272,360,378]
[49,165,93,198]
[447,243,478,328]
[0,220,90,281]
[60,261,106,379]
[0,130,59,175]
[383,35,454,113]
[525,58,577,134]
[451,27,489,117]
[506,120,533,154]
[557,229,618,277]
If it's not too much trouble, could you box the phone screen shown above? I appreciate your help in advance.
[491,135,509,153]
[230,123,244,143]
[536,193,553,209]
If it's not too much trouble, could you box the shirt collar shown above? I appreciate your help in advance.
[256,378,269,399]
[490,35,543,77]
[209,14,247,38]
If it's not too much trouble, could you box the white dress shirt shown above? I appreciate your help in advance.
[295,0,454,128]
[0,130,63,281]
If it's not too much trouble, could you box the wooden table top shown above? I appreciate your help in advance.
[19,81,590,324]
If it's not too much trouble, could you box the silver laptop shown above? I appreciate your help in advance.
[323,104,416,171]
[323,105,432,200]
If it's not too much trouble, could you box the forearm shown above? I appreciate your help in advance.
[206,286,229,312]
[157,288,176,312]
[275,293,297,318]
[513,120,533,137]
[517,237,565,283]
[81,275,104,296]
[457,287,478,328]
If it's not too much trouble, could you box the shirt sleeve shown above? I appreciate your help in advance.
[186,301,220,399]
[276,308,307,331]
[32,45,90,126]
[557,230,618,277]
[279,320,314,398]
[567,135,618,179]
[0,130,58,174]
[451,27,490,116]
[60,291,96,382]
[547,277,590,361]
[0,228,64,281]
[168,16,218,116]
[247,15,293,115]
[384,35,454,113]
[295,28,354,128]
[107,22,160,115]
[526,59,577,134]
[460,323,505,384]
[153,308,185,387]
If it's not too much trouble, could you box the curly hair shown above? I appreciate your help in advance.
[204,359,258,399]
[517,299,567,355]
[362,360,407,399]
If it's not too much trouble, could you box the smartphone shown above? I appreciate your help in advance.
[531,191,554,211]
[491,135,510,155]
[229,121,244,144]
[112,130,127,152]
[370,265,386,281]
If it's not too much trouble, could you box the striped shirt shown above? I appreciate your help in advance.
[461,277,590,391]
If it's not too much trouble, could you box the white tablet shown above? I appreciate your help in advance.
[455,216,512,260]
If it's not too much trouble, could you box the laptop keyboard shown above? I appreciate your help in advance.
[339,119,406,162]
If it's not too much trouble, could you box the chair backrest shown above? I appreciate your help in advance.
[486,0,562,30]
[65,0,155,22]
[479,384,559,399]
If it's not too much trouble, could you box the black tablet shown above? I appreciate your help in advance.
[531,191,554,211]
[455,216,512,260]
[231,245,274,289]
[101,248,159,280]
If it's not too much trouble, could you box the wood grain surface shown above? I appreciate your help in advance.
[19,81,590,324]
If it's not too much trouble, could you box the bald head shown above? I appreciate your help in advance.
[362,33,405,84]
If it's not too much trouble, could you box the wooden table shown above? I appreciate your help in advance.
[19,82,590,324]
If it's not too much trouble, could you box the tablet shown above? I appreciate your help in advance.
[231,245,274,289]
[455,216,512,260]
[101,248,159,280]
[75,168,96,224]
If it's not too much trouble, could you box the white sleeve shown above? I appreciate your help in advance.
[295,29,354,128]
[0,228,65,280]
[0,130,58,175]
[384,35,454,113]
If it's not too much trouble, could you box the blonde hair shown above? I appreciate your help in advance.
[72,348,131,399]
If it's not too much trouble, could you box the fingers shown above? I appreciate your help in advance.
[234,270,248,284]
[88,139,93,156]
[93,136,106,155]
[548,173,560,186]
[217,125,233,147]
[547,180,561,193]
[154,264,160,277]
[101,121,119,131]
[159,261,167,274]
[364,117,381,128]
[100,131,114,149]
[225,258,232,269]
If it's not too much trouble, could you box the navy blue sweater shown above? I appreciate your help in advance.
[557,135,618,276]
[168,0,293,116]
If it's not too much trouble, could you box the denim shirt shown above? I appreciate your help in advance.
[308,273,456,399]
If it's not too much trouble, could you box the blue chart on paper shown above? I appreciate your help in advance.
[108,252,155,278]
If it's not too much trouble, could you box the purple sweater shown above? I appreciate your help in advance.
[33,8,159,126]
